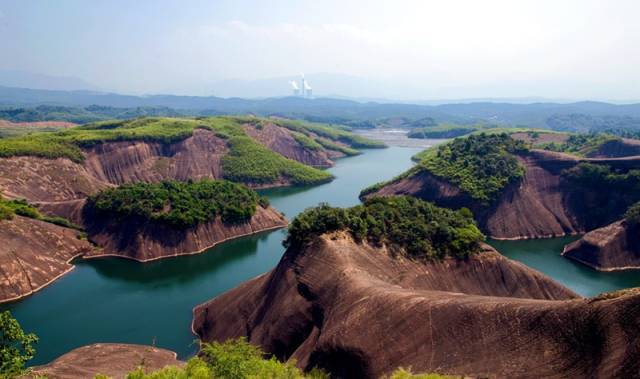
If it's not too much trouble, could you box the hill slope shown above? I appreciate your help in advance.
[193,231,639,378]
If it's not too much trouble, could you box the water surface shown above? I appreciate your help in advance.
[489,237,640,297]
[2,146,422,365]
[4,145,640,366]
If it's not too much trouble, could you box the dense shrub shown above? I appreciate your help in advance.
[0,311,38,378]
[87,180,263,228]
[416,133,526,203]
[123,339,327,379]
[285,196,484,260]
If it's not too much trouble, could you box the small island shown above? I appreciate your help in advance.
[82,179,287,261]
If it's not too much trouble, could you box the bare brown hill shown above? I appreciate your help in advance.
[562,220,640,271]
[0,215,93,303]
[26,343,183,379]
[192,234,639,378]
[370,149,640,239]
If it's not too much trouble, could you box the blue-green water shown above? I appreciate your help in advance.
[1,146,423,365]
[3,146,640,366]
[489,237,640,297]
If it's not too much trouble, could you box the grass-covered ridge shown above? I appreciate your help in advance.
[221,136,333,185]
[541,133,619,156]
[86,179,267,229]
[285,196,484,260]
[413,133,527,203]
[0,196,80,229]
[407,123,485,139]
[0,116,384,186]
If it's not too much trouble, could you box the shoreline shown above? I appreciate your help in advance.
[82,222,288,263]
[0,222,287,305]
[0,249,89,305]
[488,231,582,241]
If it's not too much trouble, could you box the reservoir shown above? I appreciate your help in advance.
[3,145,640,365]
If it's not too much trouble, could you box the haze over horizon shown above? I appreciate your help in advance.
[2,0,639,101]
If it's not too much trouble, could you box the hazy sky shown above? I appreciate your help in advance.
[1,0,639,100]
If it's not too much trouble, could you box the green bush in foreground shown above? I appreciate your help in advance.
[415,133,527,203]
[0,311,38,378]
[120,338,327,379]
[285,196,484,260]
[87,180,264,228]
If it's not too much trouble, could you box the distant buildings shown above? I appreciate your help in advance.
[289,74,313,98]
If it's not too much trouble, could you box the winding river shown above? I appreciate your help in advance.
[3,144,640,366]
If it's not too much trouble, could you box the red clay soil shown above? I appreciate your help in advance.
[243,122,335,168]
[27,343,183,379]
[0,216,93,303]
[83,205,287,262]
[193,233,639,378]
[562,220,640,271]
[371,149,640,239]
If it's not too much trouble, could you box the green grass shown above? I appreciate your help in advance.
[222,136,333,185]
[285,196,484,261]
[290,131,323,150]
[276,118,386,148]
[408,123,484,139]
[87,179,264,228]
[0,197,81,229]
[315,137,360,156]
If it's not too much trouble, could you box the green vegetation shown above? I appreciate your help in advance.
[387,368,457,379]
[407,124,484,139]
[624,202,640,226]
[221,137,333,185]
[290,131,323,151]
[285,196,484,260]
[87,180,265,228]
[542,133,618,156]
[0,105,184,125]
[0,196,80,229]
[415,133,527,203]
[0,311,37,378]
[276,119,385,149]
[314,138,360,156]
[0,116,380,186]
[120,338,327,379]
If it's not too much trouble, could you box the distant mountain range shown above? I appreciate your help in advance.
[0,70,101,92]
[1,84,640,131]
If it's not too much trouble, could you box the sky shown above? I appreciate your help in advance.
[1,0,639,100]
